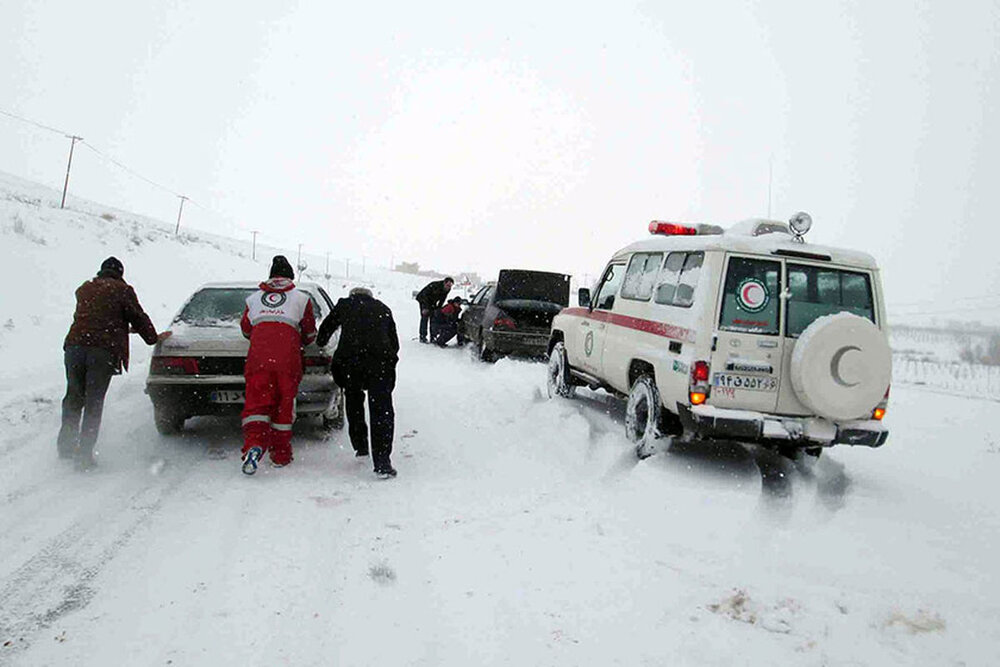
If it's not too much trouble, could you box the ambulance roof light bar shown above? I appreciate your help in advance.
[648,220,724,236]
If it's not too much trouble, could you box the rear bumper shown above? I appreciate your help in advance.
[677,404,888,448]
[145,373,336,417]
[484,330,550,357]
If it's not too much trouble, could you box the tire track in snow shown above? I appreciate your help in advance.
[0,466,187,664]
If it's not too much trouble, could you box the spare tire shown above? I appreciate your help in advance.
[790,313,891,421]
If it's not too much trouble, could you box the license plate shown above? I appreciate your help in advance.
[210,390,245,403]
[712,373,777,392]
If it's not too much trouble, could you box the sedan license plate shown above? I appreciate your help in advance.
[712,373,777,392]
[210,390,245,403]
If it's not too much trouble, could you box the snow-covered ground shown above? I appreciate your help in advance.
[1,173,999,665]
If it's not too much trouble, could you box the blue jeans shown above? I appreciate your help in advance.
[57,346,116,458]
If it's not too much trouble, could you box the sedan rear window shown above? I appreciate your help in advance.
[786,264,875,336]
[495,270,570,306]
[176,288,255,324]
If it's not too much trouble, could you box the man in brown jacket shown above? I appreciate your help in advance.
[58,257,169,469]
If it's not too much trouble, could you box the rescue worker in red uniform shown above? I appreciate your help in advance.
[239,256,316,474]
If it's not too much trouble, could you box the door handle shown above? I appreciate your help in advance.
[596,323,606,331]
[580,321,590,327]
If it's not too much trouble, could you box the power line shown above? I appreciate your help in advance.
[890,293,1000,309]
[0,107,69,136]
[78,140,183,198]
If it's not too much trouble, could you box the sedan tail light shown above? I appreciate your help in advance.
[304,356,331,367]
[492,315,517,331]
[150,357,200,375]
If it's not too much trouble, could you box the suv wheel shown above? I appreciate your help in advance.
[546,342,576,399]
[153,405,185,435]
[626,375,665,459]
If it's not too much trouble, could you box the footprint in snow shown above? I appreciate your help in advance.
[368,561,397,585]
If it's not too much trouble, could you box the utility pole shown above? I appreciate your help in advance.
[297,244,303,272]
[251,231,259,261]
[325,251,330,276]
[390,254,394,271]
[767,156,774,219]
[346,258,350,279]
[60,135,82,209]
[362,256,366,276]
[174,195,188,235]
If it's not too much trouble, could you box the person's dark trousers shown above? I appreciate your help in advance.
[418,306,430,342]
[342,365,396,469]
[57,346,115,459]
[433,323,458,346]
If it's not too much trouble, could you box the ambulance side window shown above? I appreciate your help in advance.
[594,264,626,311]
[621,253,663,301]
[655,252,703,308]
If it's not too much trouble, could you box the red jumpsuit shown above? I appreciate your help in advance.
[239,278,316,465]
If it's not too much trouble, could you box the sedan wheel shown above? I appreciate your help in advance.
[154,405,185,436]
[478,330,496,363]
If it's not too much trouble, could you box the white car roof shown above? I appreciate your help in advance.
[196,280,326,291]
[614,219,879,270]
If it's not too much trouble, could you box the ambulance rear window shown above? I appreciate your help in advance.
[718,258,781,335]
[786,264,875,336]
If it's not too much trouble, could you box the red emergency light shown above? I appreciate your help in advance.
[649,220,697,236]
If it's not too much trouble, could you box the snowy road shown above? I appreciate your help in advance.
[2,322,999,665]
[1,174,998,664]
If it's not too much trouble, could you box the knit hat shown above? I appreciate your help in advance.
[100,256,124,279]
[269,255,294,279]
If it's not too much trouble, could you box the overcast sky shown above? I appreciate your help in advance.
[1,1,998,323]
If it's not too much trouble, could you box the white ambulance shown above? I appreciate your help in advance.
[547,214,891,459]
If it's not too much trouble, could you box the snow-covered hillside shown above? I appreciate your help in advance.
[1,173,999,666]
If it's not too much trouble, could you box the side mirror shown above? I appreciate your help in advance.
[578,288,591,308]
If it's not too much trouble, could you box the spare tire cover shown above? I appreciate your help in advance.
[790,313,891,421]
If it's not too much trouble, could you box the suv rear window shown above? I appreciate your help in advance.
[719,257,781,335]
[177,288,255,324]
[786,264,875,336]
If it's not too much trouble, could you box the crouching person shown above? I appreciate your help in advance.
[239,256,316,474]
[317,287,400,479]
[432,297,465,347]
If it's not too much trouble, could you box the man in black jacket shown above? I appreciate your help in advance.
[317,287,400,478]
[415,277,454,343]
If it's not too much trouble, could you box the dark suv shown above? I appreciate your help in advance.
[460,269,570,361]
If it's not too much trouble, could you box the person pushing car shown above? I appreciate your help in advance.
[317,286,400,478]
[59,256,170,470]
[239,256,317,474]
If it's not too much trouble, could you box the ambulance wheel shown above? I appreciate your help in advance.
[546,342,576,399]
[626,375,663,459]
